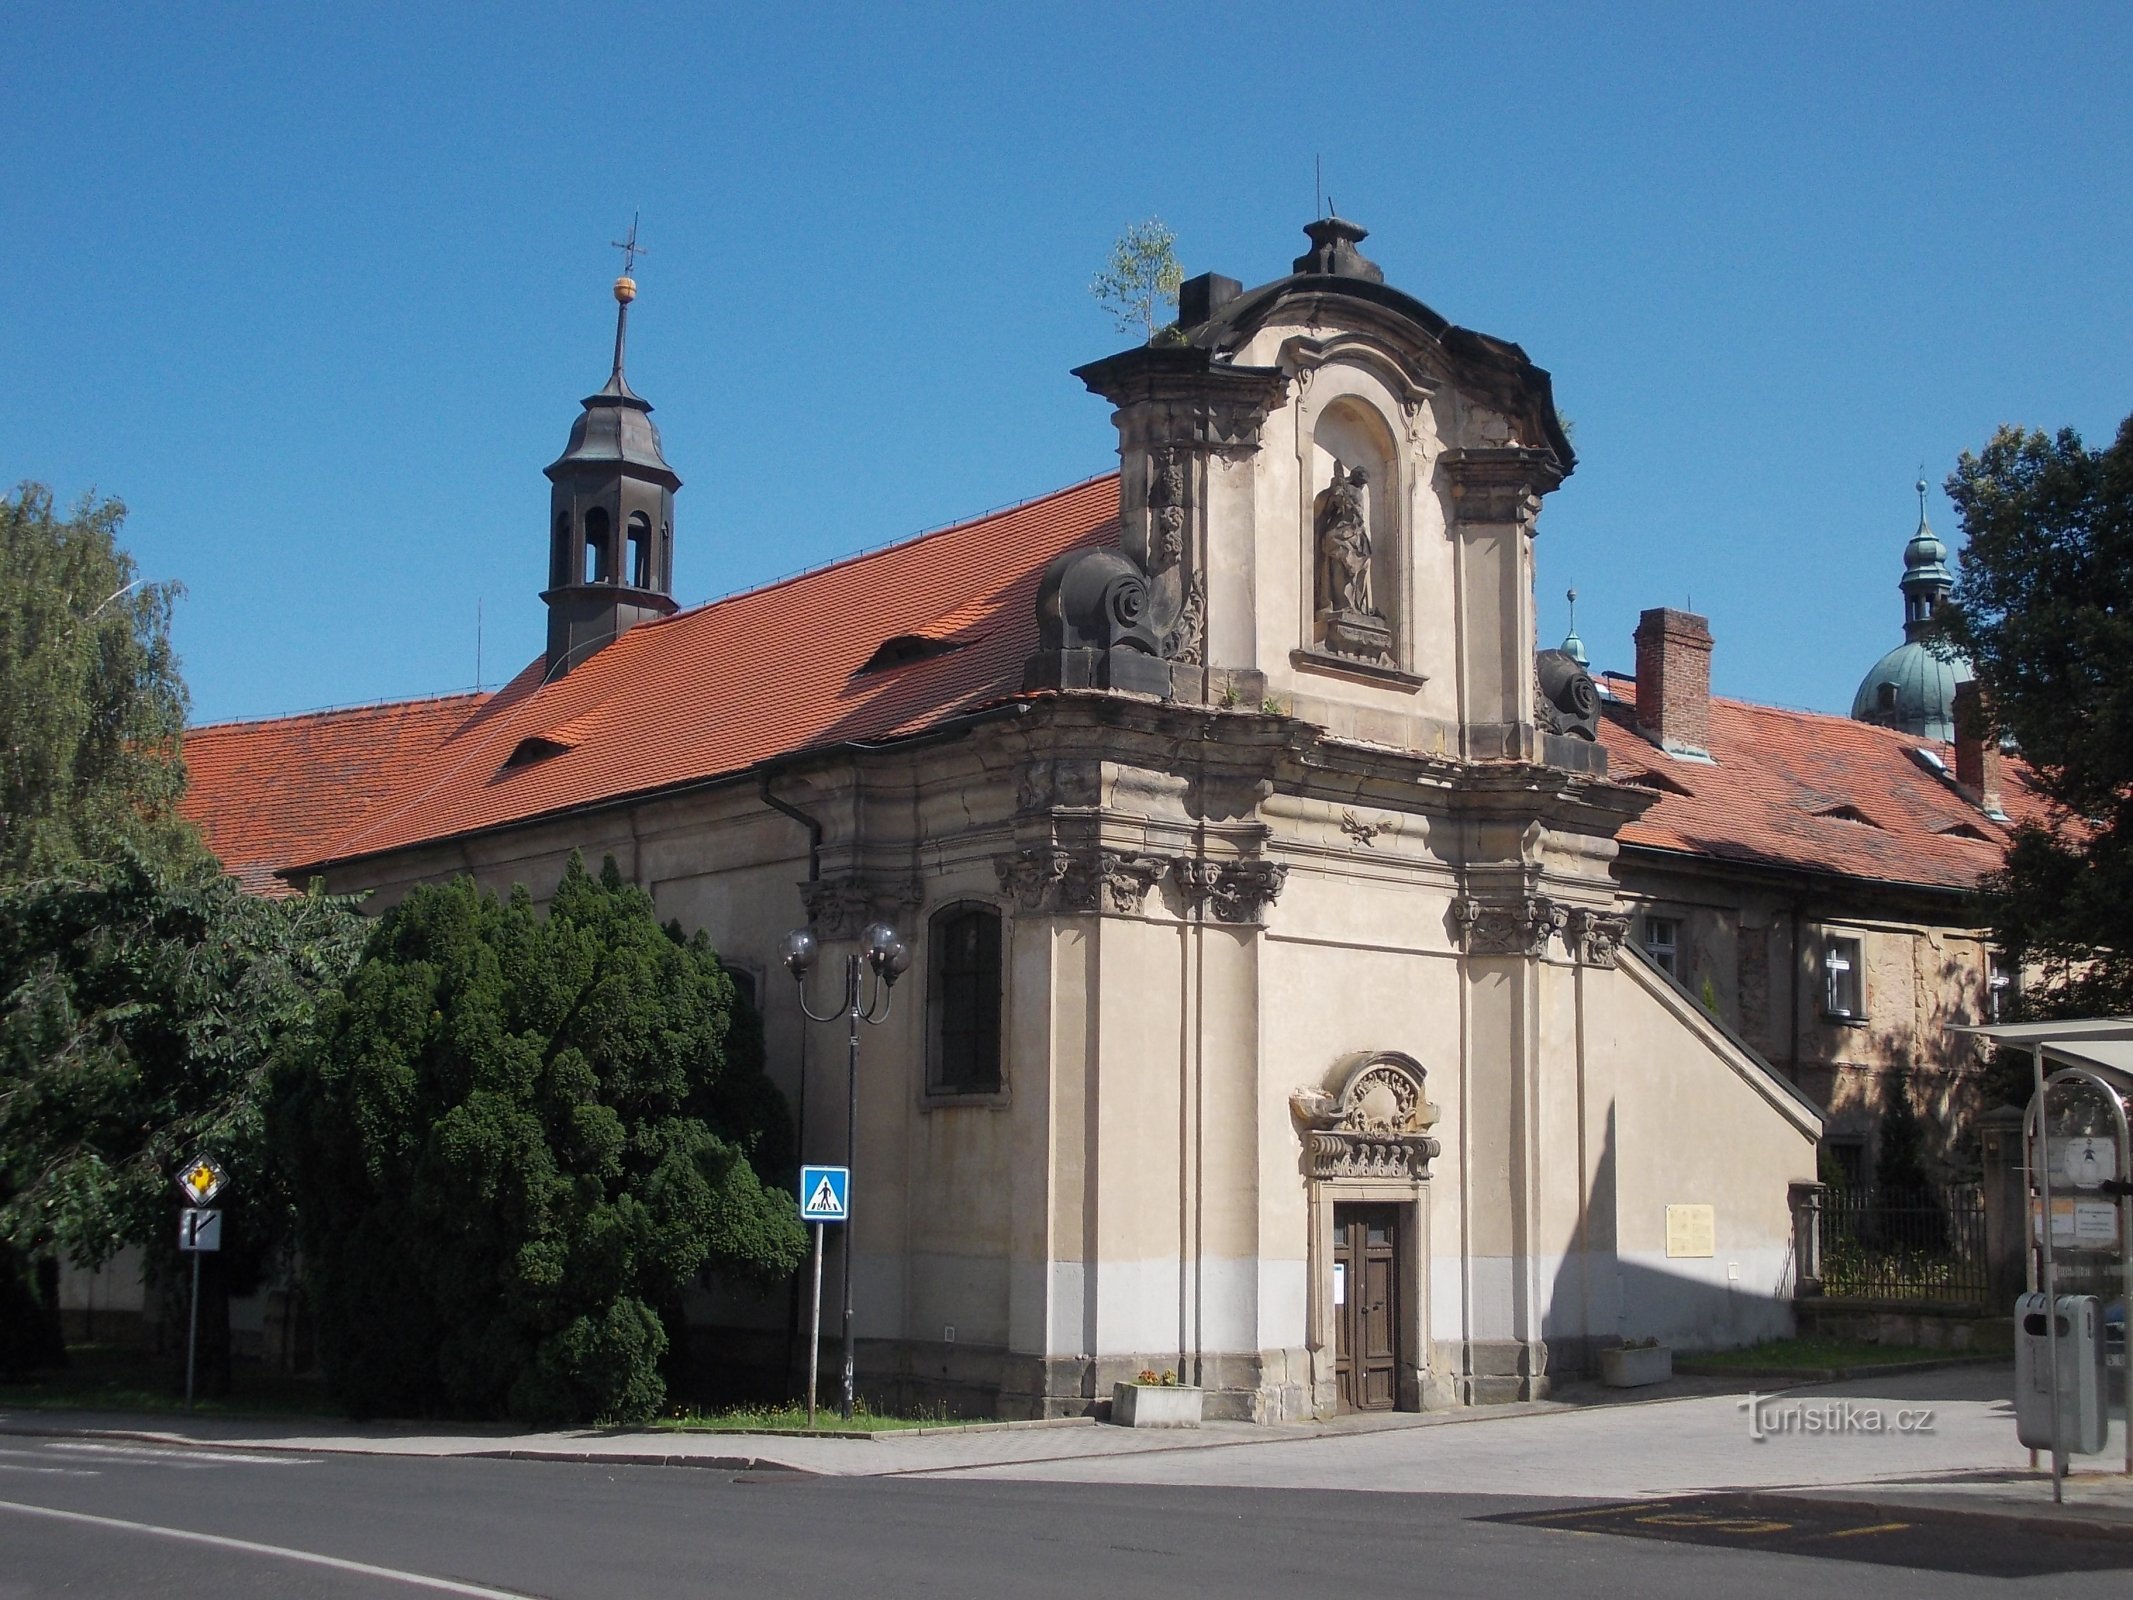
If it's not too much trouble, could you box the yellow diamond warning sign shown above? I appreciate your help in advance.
[176,1156,227,1206]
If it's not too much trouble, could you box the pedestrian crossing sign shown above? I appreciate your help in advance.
[799,1165,850,1223]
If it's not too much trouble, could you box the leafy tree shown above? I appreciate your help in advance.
[0,855,367,1386]
[278,855,803,1425]
[1091,217,1184,341]
[0,485,197,884]
[1938,416,2133,1018]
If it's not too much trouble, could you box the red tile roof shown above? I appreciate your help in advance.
[295,474,1120,871]
[177,468,2046,902]
[180,693,486,895]
[1597,678,2047,893]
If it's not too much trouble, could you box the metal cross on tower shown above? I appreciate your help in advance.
[612,213,647,277]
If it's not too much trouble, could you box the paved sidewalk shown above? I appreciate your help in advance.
[7,1362,2130,1537]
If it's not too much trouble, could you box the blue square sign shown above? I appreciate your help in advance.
[799,1165,850,1223]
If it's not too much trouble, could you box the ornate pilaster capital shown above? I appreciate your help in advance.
[1564,906,1632,968]
[1441,446,1564,533]
[1174,856,1290,924]
[1452,893,1566,957]
[994,846,1168,916]
[799,874,923,939]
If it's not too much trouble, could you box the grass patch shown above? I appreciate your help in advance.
[654,1400,966,1434]
[0,1343,337,1419]
[1685,1337,1988,1371]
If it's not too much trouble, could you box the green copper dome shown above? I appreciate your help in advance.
[1852,479,1971,741]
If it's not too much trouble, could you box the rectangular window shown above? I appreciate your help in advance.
[1641,915,1680,978]
[1823,935,1864,1020]
[929,906,1003,1096]
[1986,950,2016,1023]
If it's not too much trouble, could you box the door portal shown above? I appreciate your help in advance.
[1332,1203,1402,1411]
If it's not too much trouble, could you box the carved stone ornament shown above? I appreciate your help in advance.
[1161,575,1206,665]
[1338,810,1395,848]
[1564,907,1632,968]
[800,874,922,939]
[1290,1052,1441,1181]
[1174,856,1290,924]
[1452,894,1566,957]
[994,846,1168,916]
[1313,462,1393,664]
[1148,446,1187,572]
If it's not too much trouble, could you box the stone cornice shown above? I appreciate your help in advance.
[1441,446,1564,531]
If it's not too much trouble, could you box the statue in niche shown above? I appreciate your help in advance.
[1314,460,1393,661]
[1148,447,1186,570]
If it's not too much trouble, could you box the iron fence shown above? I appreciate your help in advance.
[1815,1183,1990,1305]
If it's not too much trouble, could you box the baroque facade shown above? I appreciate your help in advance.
[165,221,1864,1419]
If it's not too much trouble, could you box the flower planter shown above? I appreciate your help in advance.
[1600,1345,1673,1388]
[1110,1382,1204,1428]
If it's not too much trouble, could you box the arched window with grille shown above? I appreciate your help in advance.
[928,902,1003,1096]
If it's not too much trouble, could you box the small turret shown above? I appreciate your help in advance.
[1851,477,1970,741]
[540,237,681,680]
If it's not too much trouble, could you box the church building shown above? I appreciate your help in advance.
[170,218,2032,1421]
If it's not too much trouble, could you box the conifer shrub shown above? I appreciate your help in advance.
[279,855,803,1424]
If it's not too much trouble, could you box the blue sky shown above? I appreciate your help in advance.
[5,3,2127,724]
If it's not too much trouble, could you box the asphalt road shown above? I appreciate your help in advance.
[0,1433,2126,1599]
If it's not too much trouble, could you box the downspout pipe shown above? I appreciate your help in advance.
[760,773,824,883]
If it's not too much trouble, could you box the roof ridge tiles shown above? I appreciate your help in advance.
[187,687,489,735]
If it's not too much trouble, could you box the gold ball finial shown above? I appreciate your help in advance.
[613,275,637,305]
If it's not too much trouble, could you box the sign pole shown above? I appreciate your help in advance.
[807,1222,824,1429]
[842,964,860,1422]
[185,1246,201,1413]
[2033,1041,2064,1503]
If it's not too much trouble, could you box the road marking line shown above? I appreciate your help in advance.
[0,1463,99,1477]
[1820,1521,1913,1539]
[47,1441,317,1466]
[0,1500,534,1598]
[1520,1503,1661,1523]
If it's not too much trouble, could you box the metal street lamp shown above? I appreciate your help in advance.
[781,918,909,1419]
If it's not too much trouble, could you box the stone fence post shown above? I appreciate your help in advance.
[1976,1102,2029,1306]
[1788,1181,1826,1298]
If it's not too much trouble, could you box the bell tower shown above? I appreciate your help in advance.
[541,237,681,679]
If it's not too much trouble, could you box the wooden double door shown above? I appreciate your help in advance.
[1332,1203,1403,1411]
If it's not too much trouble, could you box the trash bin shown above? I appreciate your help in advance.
[2015,1292,2109,1454]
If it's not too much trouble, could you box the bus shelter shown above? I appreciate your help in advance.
[1951,1019,2133,1496]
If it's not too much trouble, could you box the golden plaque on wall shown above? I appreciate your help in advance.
[1665,1203,1715,1259]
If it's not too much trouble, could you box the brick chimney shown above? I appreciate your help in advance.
[1953,679,2005,816]
[1633,608,1714,758]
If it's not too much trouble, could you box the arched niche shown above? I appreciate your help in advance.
[1292,373,1415,672]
